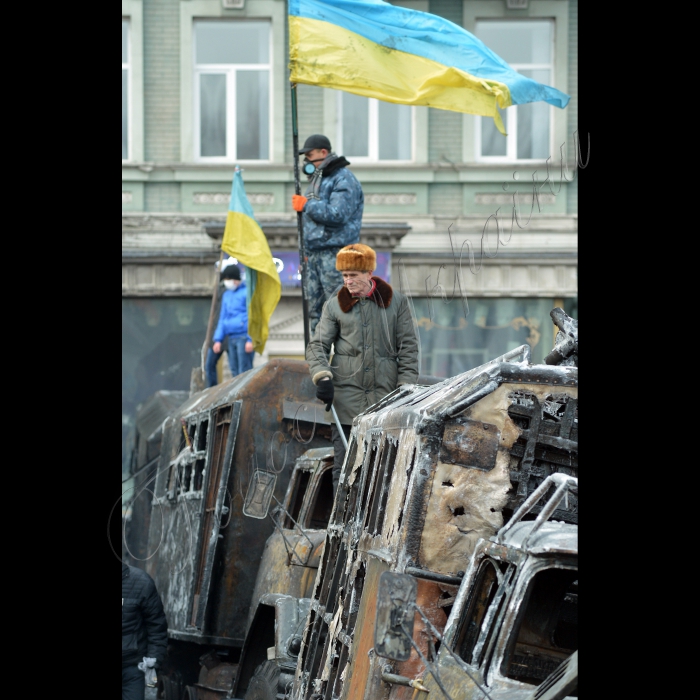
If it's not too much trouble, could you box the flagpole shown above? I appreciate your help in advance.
[201,249,224,374]
[291,82,311,348]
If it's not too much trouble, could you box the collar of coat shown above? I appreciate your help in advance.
[338,276,393,313]
[319,154,350,177]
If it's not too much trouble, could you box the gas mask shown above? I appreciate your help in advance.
[302,160,318,178]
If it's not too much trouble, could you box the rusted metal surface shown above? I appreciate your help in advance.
[143,360,332,657]
[291,343,578,700]
[439,418,501,471]
[411,475,579,700]
[193,660,238,698]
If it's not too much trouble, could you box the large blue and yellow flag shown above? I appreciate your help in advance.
[221,169,281,354]
[289,0,569,134]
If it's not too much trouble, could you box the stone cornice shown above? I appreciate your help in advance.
[201,220,410,251]
[121,214,411,251]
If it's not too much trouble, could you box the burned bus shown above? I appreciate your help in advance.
[138,359,334,699]
[290,338,578,700]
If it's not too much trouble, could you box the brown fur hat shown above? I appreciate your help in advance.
[335,243,376,272]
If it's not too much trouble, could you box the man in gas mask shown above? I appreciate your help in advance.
[292,134,364,334]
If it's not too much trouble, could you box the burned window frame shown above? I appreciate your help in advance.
[365,436,399,536]
[300,460,336,530]
[495,561,578,689]
[164,411,213,501]
[283,467,311,529]
[454,557,501,666]
[505,390,578,523]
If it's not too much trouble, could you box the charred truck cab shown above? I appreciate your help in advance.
[374,474,578,700]
[142,359,333,699]
[291,342,578,700]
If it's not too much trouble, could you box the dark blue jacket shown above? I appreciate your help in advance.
[213,283,250,343]
[122,563,168,667]
[303,156,363,251]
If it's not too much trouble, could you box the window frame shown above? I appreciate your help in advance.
[122,18,130,162]
[190,17,273,164]
[486,560,578,690]
[335,92,415,163]
[461,0,569,165]
[121,1,144,163]
[474,18,555,164]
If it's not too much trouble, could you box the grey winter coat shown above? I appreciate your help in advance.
[306,277,420,426]
[303,156,363,251]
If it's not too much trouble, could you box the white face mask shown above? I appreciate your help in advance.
[224,279,238,290]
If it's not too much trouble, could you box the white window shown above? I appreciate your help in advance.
[194,20,270,161]
[475,20,553,162]
[122,19,129,160]
[338,92,412,162]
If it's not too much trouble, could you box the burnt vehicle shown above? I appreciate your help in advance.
[290,323,578,700]
[139,359,334,699]
[124,390,189,564]
[373,473,578,700]
[126,356,441,700]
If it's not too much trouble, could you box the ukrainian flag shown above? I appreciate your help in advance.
[289,0,569,135]
[221,169,281,354]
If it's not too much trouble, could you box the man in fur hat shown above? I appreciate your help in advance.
[306,243,420,492]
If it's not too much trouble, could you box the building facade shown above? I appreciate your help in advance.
[122,0,579,474]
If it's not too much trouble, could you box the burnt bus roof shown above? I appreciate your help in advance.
[360,347,577,426]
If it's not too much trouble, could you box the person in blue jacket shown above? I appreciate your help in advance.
[292,134,364,334]
[205,263,254,386]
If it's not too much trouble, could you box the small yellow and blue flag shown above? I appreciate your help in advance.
[289,0,569,135]
[221,168,281,354]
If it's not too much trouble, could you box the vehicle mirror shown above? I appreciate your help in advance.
[243,470,277,519]
[374,572,417,661]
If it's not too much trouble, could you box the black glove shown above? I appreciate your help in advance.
[316,378,334,411]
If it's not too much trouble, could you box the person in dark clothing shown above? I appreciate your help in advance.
[122,562,168,700]
[292,134,364,334]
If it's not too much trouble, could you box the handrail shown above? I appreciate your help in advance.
[496,473,578,547]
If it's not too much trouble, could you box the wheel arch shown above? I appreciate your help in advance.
[232,602,277,697]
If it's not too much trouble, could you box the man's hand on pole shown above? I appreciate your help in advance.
[316,378,334,411]
[292,194,307,212]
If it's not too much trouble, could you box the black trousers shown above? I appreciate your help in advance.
[331,423,352,494]
[122,664,145,700]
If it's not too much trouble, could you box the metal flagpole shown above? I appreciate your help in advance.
[201,249,224,372]
[291,82,311,348]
